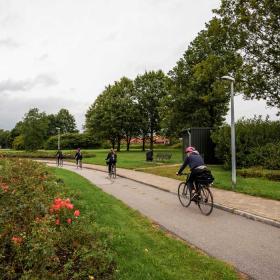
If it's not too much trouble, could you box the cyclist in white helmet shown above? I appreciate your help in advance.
[176,146,208,195]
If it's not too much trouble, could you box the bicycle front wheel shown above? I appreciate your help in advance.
[178,182,191,207]
[112,165,116,178]
[198,186,213,216]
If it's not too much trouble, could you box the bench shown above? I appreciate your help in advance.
[155,152,172,162]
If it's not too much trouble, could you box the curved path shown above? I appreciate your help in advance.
[49,163,280,280]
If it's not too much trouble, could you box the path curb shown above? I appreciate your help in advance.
[116,174,280,229]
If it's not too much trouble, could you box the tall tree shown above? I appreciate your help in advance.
[134,70,169,150]
[21,108,49,151]
[0,129,10,149]
[86,88,117,149]
[47,114,58,136]
[215,0,280,113]
[85,78,141,151]
[111,78,141,151]
[55,108,77,134]
[8,121,23,147]
[166,17,243,136]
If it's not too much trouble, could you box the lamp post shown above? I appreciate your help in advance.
[56,127,61,150]
[221,75,236,189]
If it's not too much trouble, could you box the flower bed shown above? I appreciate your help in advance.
[0,158,115,279]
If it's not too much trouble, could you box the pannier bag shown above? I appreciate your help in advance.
[196,169,214,184]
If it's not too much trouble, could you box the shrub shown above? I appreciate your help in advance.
[237,166,280,181]
[212,117,280,169]
[0,150,96,159]
[0,159,115,279]
[45,133,101,150]
[12,135,25,150]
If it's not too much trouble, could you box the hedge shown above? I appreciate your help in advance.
[211,117,280,169]
[45,133,101,150]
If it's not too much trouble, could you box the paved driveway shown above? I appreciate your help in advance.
[54,164,280,280]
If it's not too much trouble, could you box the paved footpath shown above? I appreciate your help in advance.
[44,161,280,280]
[41,160,280,227]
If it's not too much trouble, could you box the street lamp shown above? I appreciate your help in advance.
[56,127,61,150]
[221,75,236,189]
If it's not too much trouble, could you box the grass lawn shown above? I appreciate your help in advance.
[83,149,183,169]
[135,165,280,200]
[2,148,279,199]
[51,167,241,280]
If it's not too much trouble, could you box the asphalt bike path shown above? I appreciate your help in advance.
[48,163,280,280]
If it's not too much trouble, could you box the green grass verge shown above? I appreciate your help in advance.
[51,167,240,280]
[136,165,280,200]
[2,148,279,199]
[83,149,183,169]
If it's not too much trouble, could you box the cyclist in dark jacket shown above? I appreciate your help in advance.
[176,146,208,192]
[106,148,117,174]
[75,148,83,168]
[56,150,63,166]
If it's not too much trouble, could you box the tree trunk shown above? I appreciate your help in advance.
[150,129,154,151]
[111,139,115,149]
[117,137,121,152]
[142,134,146,151]
[126,136,130,151]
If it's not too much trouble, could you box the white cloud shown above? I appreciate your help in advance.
[0,0,278,131]
[0,74,59,93]
[0,37,19,48]
[226,95,279,123]
[0,94,86,131]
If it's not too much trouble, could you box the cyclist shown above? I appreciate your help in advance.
[56,150,63,166]
[75,148,83,169]
[106,148,117,175]
[176,146,208,199]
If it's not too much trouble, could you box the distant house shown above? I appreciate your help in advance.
[130,135,170,145]
[153,135,170,144]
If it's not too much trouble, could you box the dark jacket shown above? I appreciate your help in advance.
[106,152,117,164]
[56,151,63,159]
[75,152,83,160]
[178,152,205,174]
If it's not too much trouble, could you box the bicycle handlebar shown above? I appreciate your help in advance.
[177,172,190,176]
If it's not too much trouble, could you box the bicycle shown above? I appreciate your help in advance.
[109,163,116,179]
[177,173,214,216]
[56,158,63,167]
[76,159,82,169]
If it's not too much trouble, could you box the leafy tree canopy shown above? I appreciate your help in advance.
[215,0,280,112]
[21,108,49,151]
[166,17,243,136]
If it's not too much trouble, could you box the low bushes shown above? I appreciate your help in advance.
[0,150,96,159]
[45,133,101,150]
[237,167,280,181]
[212,117,280,169]
[0,159,115,279]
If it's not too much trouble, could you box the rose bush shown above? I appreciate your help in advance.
[0,158,115,279]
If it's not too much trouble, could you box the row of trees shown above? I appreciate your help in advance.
[0,108,77,150]
[1,1,278,152]
[85,0,279,150]
[85,72,169,151]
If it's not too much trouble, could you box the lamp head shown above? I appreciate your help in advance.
[221,75,235,82]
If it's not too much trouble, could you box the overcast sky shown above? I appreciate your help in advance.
[0,0,278,131]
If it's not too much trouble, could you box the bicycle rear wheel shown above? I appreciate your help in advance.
[178,182,191,207]
[112,165,116,178]
[198,186,213,216]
